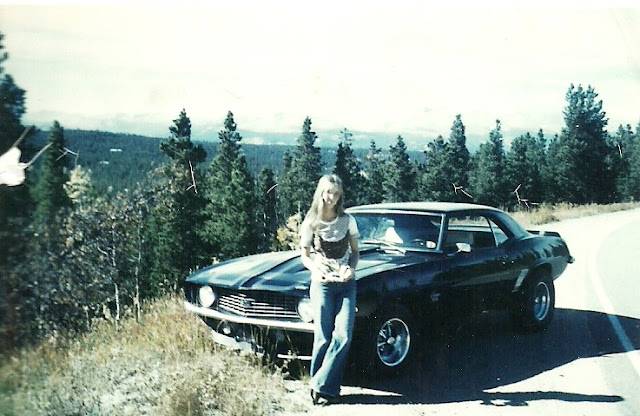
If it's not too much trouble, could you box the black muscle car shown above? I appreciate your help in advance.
[184,202,574,372]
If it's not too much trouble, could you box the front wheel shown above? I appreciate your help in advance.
[511,273,555,331]
[357,305,417,374]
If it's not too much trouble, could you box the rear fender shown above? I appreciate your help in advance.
[516,264,552,294]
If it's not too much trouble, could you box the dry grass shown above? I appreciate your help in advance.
[0,295,302,416]
[509,202,640,228]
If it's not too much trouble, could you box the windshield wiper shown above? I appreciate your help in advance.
[361,239,406,254]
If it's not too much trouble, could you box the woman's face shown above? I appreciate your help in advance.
[322,185,342,209]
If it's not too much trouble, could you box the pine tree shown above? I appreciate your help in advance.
[418,135,450,201]
[148,109,208,288]
[444,114,470,194]
[470,120,508,207]
[363,140,385,204]
[0,32,28,240]
[160,109,207,167]
[0,32,27,250]
[0,32,30,349]
[0,34,26,155]
[612,124,635,201]
[32,121,70,226]
[417,116,471,202]
[223,156,256,257]
[333,128,364,207]
[292,117,323,213]
[505,132,545,208]
[619,123,640,201]
[529,129,548,202]
[549,84,613,203]
[162,111,206,266]
[201,111,256,260]
[144,173,180,292]
[543,133,566,203]
[277,150,295,220]
[257,168,278,252]
[279,117,322,217]
[383,135,416,202]
[630,123,640,201]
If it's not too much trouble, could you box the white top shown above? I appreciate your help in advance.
[300,214,359,246]
[300,213,359,268]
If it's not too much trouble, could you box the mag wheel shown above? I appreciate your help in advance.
[512,273,555,331]
[359,305,416,374]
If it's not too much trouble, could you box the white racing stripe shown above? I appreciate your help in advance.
[587,221,640,379]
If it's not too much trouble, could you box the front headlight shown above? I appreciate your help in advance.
[297,297,314,323]
[198,286,217,308]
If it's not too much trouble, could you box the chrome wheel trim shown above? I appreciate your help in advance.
[376,317,411,367]
[533,281,551,321]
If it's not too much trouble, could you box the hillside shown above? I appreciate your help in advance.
[29,129,424,193]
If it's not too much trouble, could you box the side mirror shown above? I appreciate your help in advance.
[456,242,471,253]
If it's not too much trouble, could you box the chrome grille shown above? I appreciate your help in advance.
[216,289,300,320]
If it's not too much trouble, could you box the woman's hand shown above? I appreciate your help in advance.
[311,264,331,282]
[338,264,355,282]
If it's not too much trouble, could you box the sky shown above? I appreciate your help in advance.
[1,1,639,149]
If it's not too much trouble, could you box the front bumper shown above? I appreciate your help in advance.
[184,301,314,360]
[184,301,314,332]
[209,326,312,360]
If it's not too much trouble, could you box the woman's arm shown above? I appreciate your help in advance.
[300,218,328,281]
[340,234,359,282]
[301,246,330,281]
[348,235,359,269]
[301,246,317,272]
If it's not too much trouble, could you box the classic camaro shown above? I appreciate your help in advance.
[184,202,574,372]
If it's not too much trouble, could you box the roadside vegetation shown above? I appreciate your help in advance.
[510,201,640,227]
[0,295,301,416]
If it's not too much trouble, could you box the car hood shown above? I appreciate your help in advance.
[185,247,431,294]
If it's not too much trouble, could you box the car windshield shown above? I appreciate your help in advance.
[352,212,443,251]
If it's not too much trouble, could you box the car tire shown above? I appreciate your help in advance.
[511,272,555,332]
[357,304,417,374]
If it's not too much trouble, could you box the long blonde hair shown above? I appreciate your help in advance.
[304,174,345,230]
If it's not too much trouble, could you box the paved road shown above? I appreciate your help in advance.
[285,208,640,415]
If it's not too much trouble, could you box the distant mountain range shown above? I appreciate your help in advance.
[27,117,489,151]
[28,128,429,193]
[190,127,485,152]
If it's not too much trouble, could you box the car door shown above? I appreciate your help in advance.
[440,213,517,309]
[482,212,524,297]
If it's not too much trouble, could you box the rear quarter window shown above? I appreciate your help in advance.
[493,212,528,239]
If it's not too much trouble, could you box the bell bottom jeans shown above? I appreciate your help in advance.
[309,279,357,397]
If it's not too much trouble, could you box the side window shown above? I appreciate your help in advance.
[445,215,491,251]
[445,214,509,251]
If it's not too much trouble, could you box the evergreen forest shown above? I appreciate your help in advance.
[2,31,640,351]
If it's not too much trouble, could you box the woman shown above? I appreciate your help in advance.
[299,174,359,405]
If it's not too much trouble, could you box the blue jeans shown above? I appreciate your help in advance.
[309,279,357,397]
